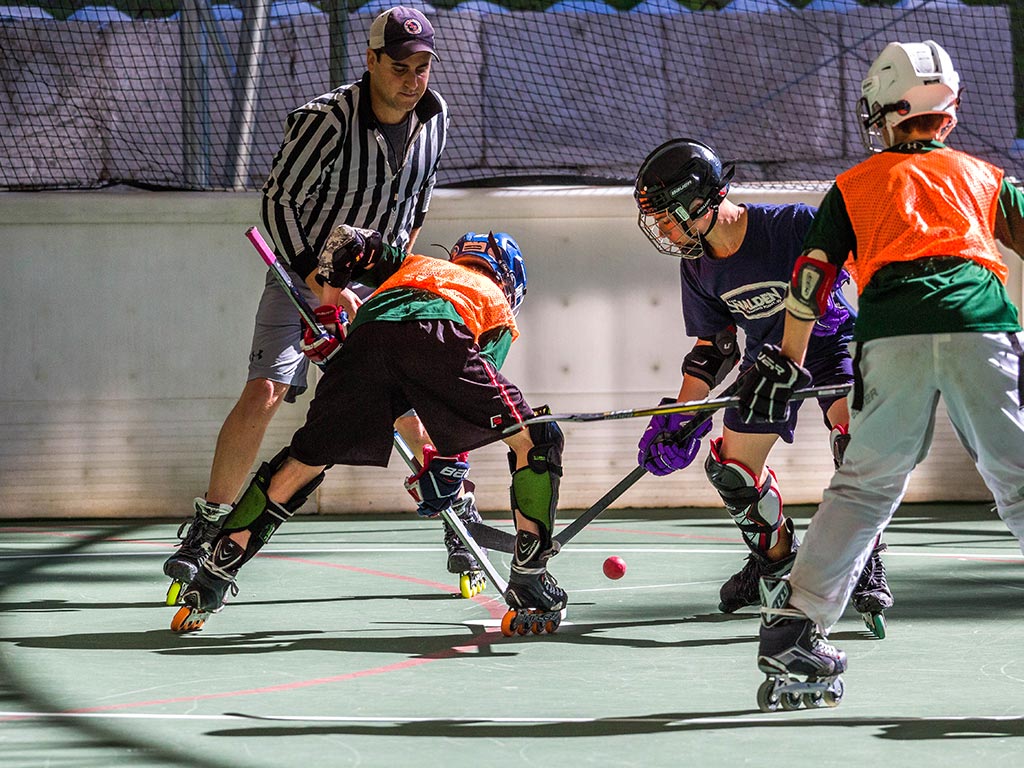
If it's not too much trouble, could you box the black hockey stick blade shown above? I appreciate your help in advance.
[503,384,852,433]
[554,465,646,549]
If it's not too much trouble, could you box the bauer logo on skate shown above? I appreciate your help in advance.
[721,281,787,320]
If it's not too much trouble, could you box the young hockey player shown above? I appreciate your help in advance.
[633,138,892,635]
[738,39,1024,709]
[170,228,568,637]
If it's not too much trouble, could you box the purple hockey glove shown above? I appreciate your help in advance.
[637,398,713,476]
[737,344,812,424]
[812,269,852,337]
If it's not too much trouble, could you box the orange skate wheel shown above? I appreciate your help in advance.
[171,606,203,633]
[500,610,517,637]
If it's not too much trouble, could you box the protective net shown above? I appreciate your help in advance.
[1,1,1021,191]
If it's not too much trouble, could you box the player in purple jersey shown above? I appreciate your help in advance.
[633,138,892,637]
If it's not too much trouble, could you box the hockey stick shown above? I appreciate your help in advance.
[503,383,852,433]
[552,379,732,549]
[245,226,326,339]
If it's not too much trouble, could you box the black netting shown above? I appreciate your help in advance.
[1,1,1021,190]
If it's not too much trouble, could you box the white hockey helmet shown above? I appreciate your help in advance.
[858,40,961,150]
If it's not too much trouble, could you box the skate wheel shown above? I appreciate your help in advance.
[531,622,543,635]
[865,612,886,640]
[803,690,825,708]
[780,692,803,711]
[822,677,844,707]
[170,605,205,633]
[515,622,529,636]
[165,580,182,606]
[756,679,781,712]
[544,618,558,634]
[500,610,517,638]
[459,572,486,599]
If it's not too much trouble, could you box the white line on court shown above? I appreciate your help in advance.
[0,546,1020,561]
[2,710,1024,727]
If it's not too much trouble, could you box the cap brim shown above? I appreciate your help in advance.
[384,41,440,62]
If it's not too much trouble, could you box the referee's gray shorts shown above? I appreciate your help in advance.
[246,267,314,403]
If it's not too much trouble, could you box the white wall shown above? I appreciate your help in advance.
[0,187,1017,519]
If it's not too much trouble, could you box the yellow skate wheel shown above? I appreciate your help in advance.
[500,610,517,637]
[165,580,182,606]
[459,572,486,599]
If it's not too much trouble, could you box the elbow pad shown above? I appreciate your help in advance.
[682,327,739,388]
[786,253,839,321]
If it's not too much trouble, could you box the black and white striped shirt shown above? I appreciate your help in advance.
[261,72,449,280]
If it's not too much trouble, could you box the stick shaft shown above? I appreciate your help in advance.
[245,226,324,334]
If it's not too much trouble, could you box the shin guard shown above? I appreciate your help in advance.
[705,437,786,554]
[508,418,563,552]
[217,447,326,570]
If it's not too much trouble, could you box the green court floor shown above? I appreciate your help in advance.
[2,504,1023,767]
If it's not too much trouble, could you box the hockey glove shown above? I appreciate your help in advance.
[404,445,470,518]
[637,398,713,476]
[299,304,348,365]
[812,269,852,337]
[737,344,811,424]
[316,225,384,288]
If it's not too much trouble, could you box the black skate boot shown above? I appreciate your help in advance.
[755,575,847,712]
[163,498,232,605]
[501,530,567,637]
[719,520,799,613]
[170,537,242,633]
[851,542,893,639]
[442,493,487,598]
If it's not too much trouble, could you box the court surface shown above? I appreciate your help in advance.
[2,504,1023,768]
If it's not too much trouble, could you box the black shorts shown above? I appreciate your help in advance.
[289,319,533,467]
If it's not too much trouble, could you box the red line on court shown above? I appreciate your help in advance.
[67,556,508,714]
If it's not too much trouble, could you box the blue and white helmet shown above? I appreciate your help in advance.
[450,231,527,314]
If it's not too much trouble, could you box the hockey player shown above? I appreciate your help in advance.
[738,39,1024,708]
[170,228,568,636]
[633,138,892,634]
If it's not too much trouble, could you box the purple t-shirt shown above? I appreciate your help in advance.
[679,203,847,366]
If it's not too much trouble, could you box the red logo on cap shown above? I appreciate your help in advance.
[403,19,422,35]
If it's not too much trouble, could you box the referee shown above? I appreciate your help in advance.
[163,7,451,593]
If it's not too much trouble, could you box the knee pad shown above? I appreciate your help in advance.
[830,423,850,470]
[704,437,785,554]
[508,419,564,548]
[218,446,326,568]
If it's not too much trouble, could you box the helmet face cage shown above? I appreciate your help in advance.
[634,138,734,259]
[858,40,960,152]
[450,231,527,314]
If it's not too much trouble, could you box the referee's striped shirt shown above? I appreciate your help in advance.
[261,71,449,280]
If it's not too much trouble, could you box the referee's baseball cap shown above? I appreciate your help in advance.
[369,7,439,62]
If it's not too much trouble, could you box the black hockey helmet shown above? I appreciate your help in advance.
[634,138,735,258]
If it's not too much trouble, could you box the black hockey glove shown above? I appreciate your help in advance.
[737,344,811,424]
[316,224,383,288]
